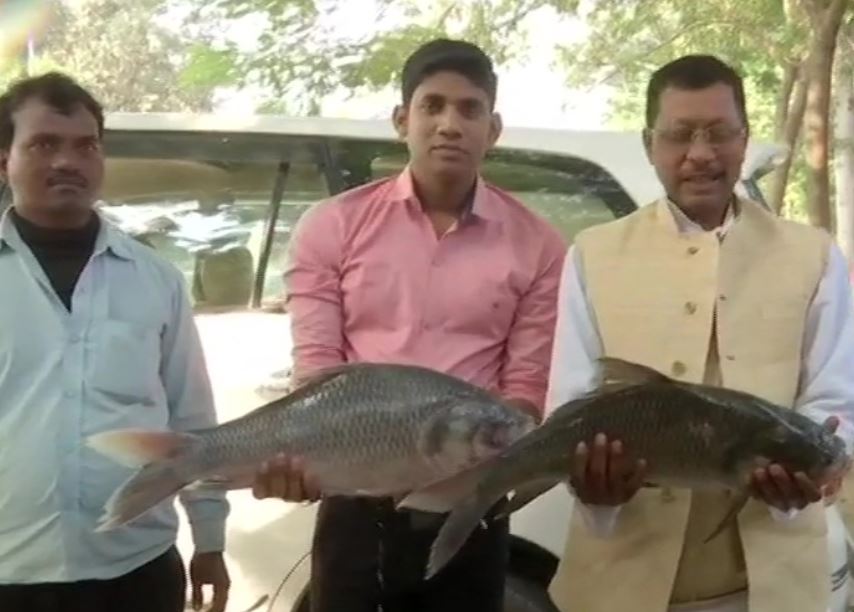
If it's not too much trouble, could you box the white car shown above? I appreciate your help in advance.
[4,113,847,611]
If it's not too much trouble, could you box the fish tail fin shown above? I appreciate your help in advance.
[86,429,197,468]
[425,490,500,580]
[87,429,201,531]
[704,491,749,544]
[96,462,187,532]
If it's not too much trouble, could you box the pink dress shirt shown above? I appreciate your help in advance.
[284,167,567,415]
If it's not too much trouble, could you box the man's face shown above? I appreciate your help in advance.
[393,70,501,182]
[0,97,103,223]
[644,83,747,216]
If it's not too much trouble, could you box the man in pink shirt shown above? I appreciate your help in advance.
[254,38,566,612]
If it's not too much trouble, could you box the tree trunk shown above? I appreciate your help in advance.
[834,28,854,261]
[801,0,849,230]
[775,63,799,139]
[768,70,808,215]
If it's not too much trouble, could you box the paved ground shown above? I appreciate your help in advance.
[180,311,854,611]
[176,312,310,612]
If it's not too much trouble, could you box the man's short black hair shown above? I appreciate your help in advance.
[401,38,498,108]
[0,71,104,150]
[645,55,748,129]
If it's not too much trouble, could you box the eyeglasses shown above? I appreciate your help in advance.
[646,125,747,148]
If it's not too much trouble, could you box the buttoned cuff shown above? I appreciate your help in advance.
[190,517,227,553]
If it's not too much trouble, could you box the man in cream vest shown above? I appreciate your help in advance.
[545,55,854,612]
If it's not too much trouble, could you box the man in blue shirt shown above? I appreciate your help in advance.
[0,72,230,612]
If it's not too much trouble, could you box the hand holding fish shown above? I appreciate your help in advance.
[252,453,322,503]
[748,416,846,512]
[570,433,648,506]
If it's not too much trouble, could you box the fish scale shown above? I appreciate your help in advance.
[87,362,534,530]
[403,357,849,580]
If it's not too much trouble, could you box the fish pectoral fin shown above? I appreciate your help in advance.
[494,478,560,520]
[426,493,496,580]
[596,357,671,389]
[406,509,447,530]
[186,473,256,492]
[86,429,199,468]
[704,492,749,544]
[397,460,495,514]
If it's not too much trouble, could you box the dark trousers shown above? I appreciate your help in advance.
[0,546,186,612]
[310,496,509,612]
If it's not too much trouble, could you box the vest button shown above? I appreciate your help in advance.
[687,246,699,255]
[671,361,687,376]
[684,301,697,314]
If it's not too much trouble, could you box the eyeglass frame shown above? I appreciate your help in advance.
[644,124,748,149]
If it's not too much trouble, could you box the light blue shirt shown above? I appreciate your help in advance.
[0,208,229,583]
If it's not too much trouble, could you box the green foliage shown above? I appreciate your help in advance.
[7,0,230,112]
[556,0,814,218]
[183,0,579,113]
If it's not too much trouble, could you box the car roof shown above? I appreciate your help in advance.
[105,113,785,207]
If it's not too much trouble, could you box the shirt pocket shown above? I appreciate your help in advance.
[89,319,162,403]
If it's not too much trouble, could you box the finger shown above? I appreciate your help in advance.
[607,440,625,503]
[824,416,840,433]
[823,476,843,498]
[288,457,308,501]
[302,463,322,501]
[210,581,230,612]
[753,468,786,511]
[252,461,270,500]
[793,471,822,504]
[191,580,203,611]
[588,433,609,501]
[626,458,647,494]
[769,465,805,510]
[571,442,589,499]
[271,454,292,499]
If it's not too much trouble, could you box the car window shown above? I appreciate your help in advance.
[99,131,331,311]
[336,139,637,242]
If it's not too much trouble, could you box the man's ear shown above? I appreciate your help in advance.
[488,112,503,149]
[0,150,10,182]
[642,129,653,163]
[392,104,408,140]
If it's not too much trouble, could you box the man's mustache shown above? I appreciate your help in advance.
[46,172,88,188]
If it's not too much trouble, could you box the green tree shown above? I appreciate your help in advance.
[1,0,235,112]
[185,0,579,115]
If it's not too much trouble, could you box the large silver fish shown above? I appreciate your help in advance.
[400,357,851,579]
[87,362,535,531]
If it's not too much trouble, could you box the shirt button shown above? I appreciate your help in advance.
[671,361,687,377]
[684,301,697,315]
[64,390,77,399]
[69,334,82,343]
[687,246,699,255]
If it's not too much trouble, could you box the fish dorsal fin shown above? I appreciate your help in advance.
[596,357,672,390]
[295,364,358,390]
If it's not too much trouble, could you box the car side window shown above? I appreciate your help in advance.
[98,131,330,311]
[335,139,636,243]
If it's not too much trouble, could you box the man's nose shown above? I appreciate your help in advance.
[50,151,79,171]
[436,108,463,137]
[685,134,716,163]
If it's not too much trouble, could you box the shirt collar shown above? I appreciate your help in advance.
[665,196,739,240]
[0,205,134,260]
[388,165,496,221]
